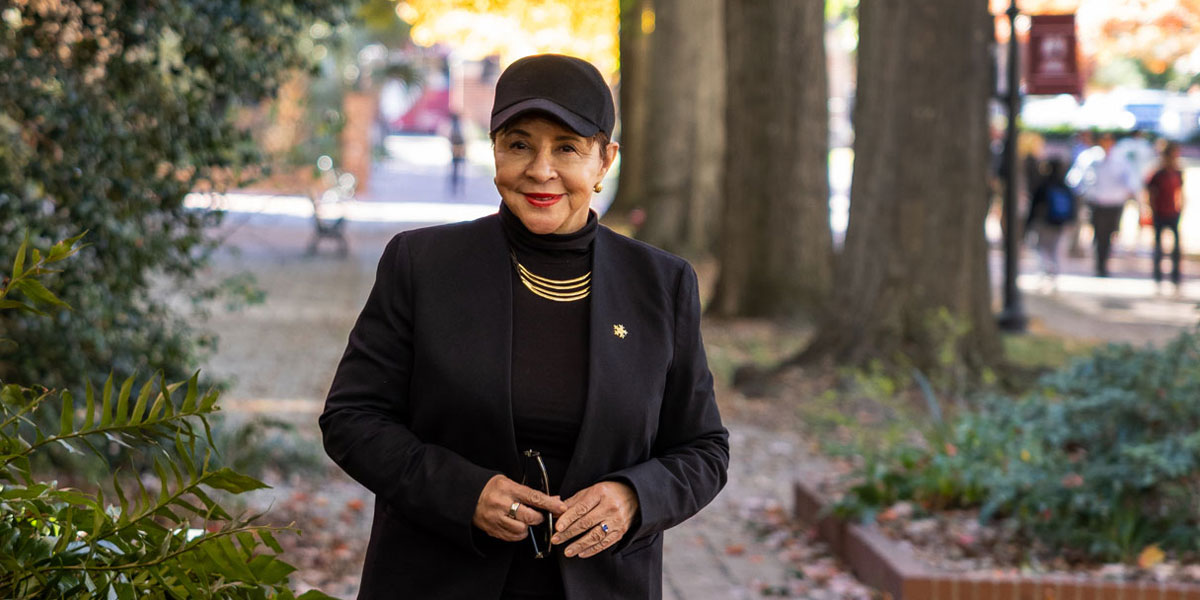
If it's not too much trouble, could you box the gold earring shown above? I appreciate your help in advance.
[593,183,603,193]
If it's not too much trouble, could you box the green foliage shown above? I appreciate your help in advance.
[1,237,332,597]
[1020,123,1133,141]
[826,0,858,23]
[357,0,414,48]
[836,329,1200,562]
[1,231,87,317]
[0,1,349,392]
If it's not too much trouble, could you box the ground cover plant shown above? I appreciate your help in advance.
[835,328,1200,563]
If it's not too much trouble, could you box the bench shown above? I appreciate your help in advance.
[307,167,355,257]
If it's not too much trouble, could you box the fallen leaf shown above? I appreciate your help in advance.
[346,498,365,512]
[878,501,913,523]
[725,543,746,556]
[1139,544,1166,569]
[1061,473,1084,489]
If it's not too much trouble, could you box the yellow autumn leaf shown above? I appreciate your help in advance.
[403,0,619,74]
[1137,544,1165,569]
[1020,449,1031,462]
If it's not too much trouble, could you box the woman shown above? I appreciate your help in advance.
[1146,142,1185,290]
[320,54,729,599]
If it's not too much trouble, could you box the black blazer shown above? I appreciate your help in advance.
[319,213,729,599]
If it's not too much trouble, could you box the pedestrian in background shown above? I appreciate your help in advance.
[1114,129,1160,250]
[1113,129,1158,185]
[1069,129,1094,164]
[1021,131,1047,226]
[1025,157,1075,289]
[447,112,468,195]
[1146,141,1185,291]
[1068,132,1139,277]
[1064,129,1098,258]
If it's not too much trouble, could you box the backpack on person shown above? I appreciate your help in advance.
[1044,183,1075,225]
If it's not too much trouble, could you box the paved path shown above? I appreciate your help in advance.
[994,242,1200,346]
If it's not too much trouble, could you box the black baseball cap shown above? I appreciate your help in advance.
[490,54,615,138]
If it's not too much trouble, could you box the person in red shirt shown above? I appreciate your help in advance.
[1146,142,1185,288]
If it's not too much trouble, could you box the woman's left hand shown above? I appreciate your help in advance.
[552,481,639,558]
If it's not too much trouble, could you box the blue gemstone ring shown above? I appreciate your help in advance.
[600,523,610,534]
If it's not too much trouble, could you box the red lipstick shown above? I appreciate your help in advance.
[524,193,563,207]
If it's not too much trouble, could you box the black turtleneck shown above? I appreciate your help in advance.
[499,203,595,600]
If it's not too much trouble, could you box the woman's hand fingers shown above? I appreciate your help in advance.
[473,475,547,541]
[515,504,545,525]
[516,487,568,515]
[571,524,622,558]
[554,490,601,541]
[552,481,639,558]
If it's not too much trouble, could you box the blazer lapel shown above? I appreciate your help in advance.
[561,229,623,495]
[462,215,521,476]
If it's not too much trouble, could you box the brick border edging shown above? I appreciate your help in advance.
[792,480,1200,599]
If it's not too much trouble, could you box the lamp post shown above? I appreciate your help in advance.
[997,0,1028,332]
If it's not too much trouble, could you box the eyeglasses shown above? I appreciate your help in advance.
[520,449,553,559]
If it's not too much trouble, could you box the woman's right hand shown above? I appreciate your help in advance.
[473,474,568,542]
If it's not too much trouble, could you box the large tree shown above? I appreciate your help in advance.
[796,0,1000,371]
[609,0,651,218]
[629,0,724,258]
[709,0,832,318]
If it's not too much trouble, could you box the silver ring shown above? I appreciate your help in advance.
[508,501,521,519]
[600,523,610,534]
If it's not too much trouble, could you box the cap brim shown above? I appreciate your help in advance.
[490,98,600,137]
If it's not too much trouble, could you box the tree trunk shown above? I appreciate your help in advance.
[609,0,651,219]
[709,0,832,318]
[634,0,724,258]
[686,0,724,254]
[798,0,1000,371]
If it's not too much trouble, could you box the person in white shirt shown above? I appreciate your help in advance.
[1112,129,1158,185]
[1067,133,1140,277]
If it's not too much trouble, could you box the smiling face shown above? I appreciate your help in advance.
[492,116,618,235]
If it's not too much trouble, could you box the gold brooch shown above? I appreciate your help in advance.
[613,324,628,339]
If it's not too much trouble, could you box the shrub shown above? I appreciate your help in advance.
[0,1,348,392]
[836,329,1200,562]
[1,237,332,597]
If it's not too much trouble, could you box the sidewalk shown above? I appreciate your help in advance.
[998,240,1199,347]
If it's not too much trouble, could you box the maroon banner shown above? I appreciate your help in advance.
[1027,14,1082,96]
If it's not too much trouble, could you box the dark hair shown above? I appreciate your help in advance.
[1045,157,1065,180]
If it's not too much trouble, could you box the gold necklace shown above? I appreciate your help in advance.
[510,253,591,302]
